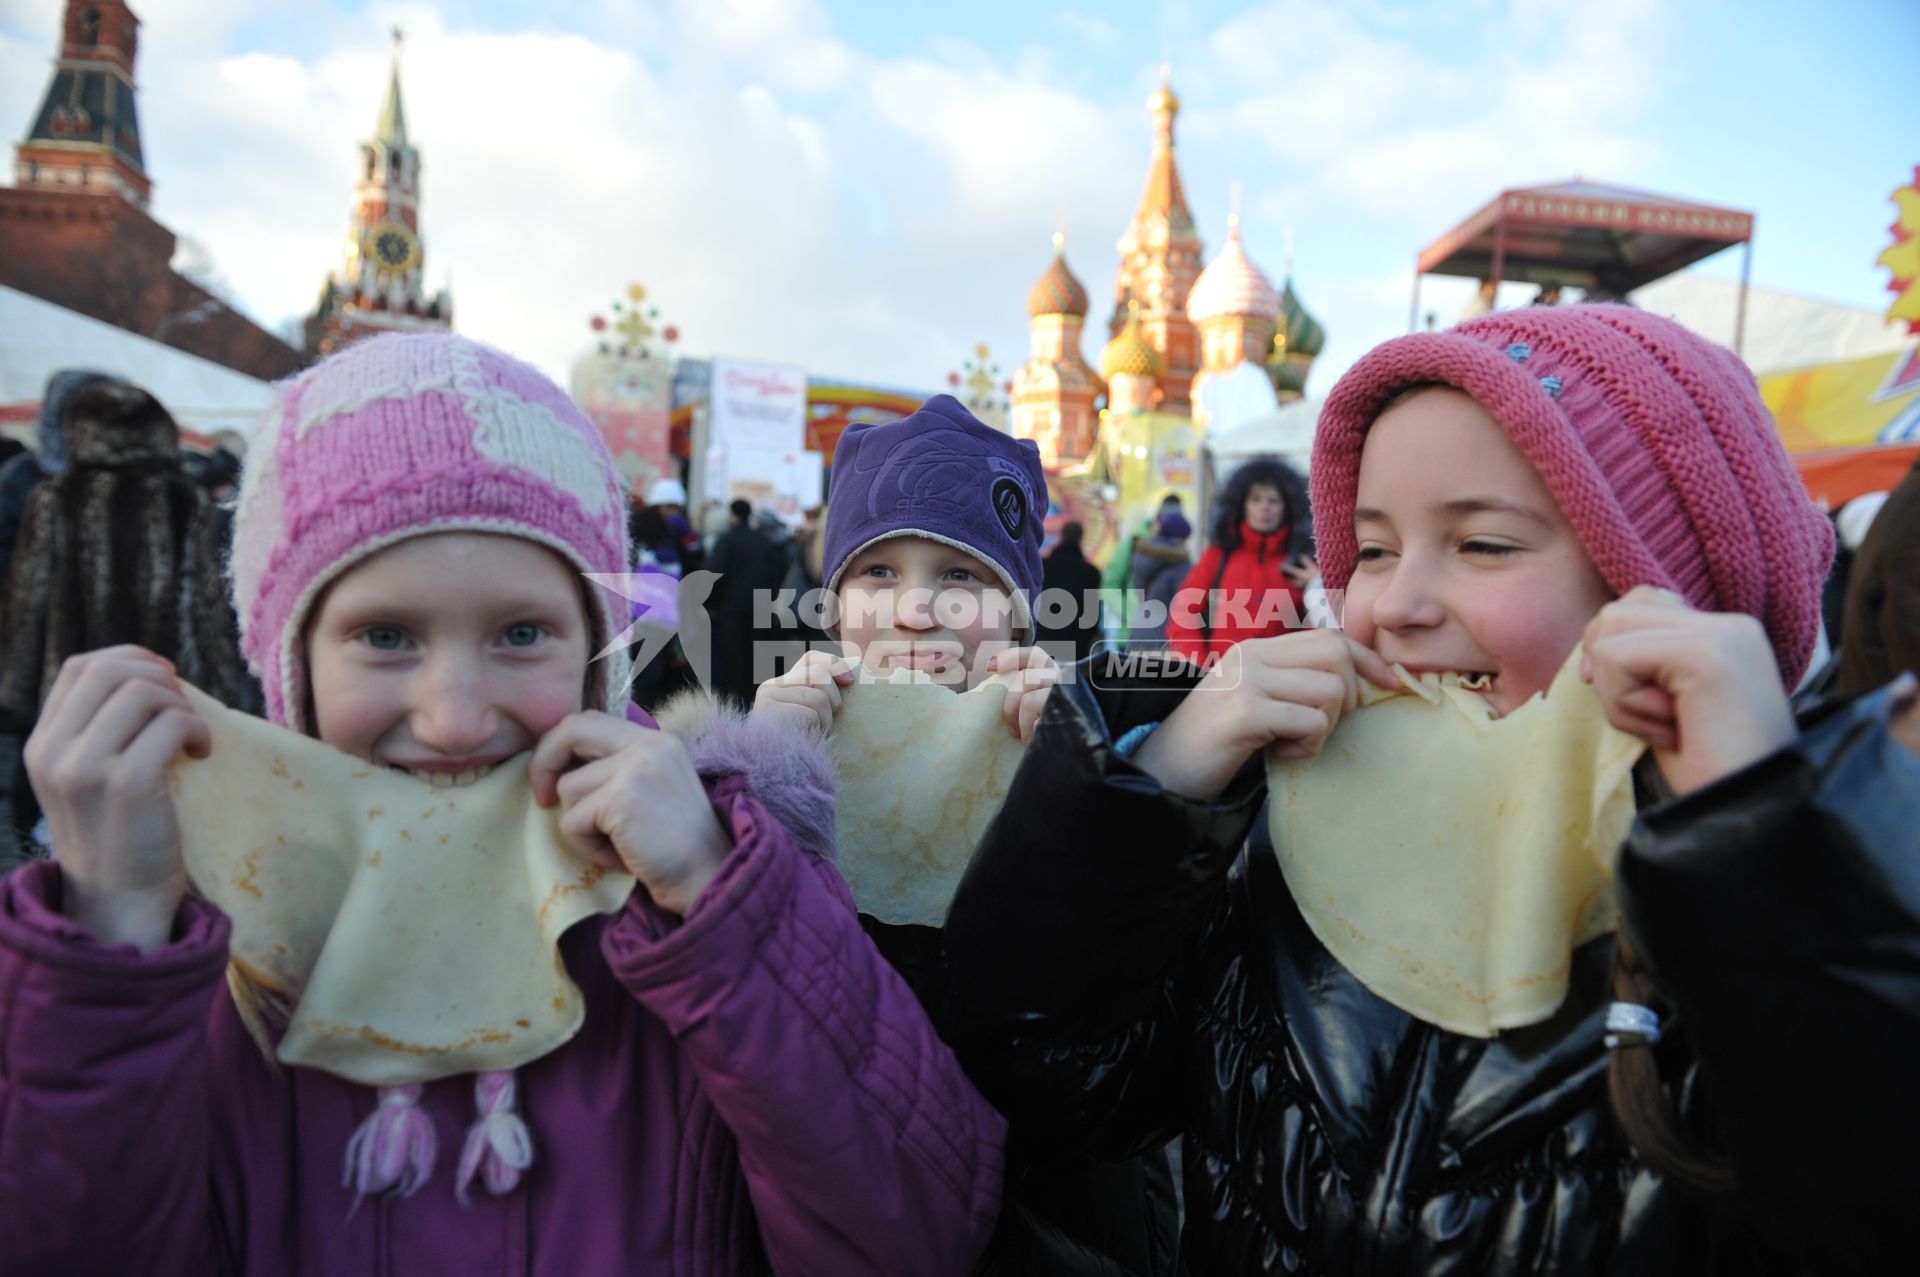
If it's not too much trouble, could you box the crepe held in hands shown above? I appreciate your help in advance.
[829,665,1027,926]
[1266,649,1644,1038]
[169,684,636,1087]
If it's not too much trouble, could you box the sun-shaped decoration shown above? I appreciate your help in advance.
[1878,166,1920,336]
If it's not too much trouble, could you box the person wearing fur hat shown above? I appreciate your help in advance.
[0,380,255,866]
[0,334,1004,1274]
[943,305,1920,1275]
[0,368,114,585]
[1163,456,1316,663]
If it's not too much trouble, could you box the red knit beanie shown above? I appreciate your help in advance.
[1312,304,1834,683]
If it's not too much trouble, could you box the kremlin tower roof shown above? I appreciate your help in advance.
[1028,236,1089,317]
[1101,305,1165,379]
[1126,70,1197,242]
[1281,279,1325,358]
[1187,215,1280,323]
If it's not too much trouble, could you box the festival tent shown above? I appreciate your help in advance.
[1414,180,1754,347]
[0,284,274,447]
[1204,398,1318,473]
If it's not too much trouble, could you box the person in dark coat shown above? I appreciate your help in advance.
[944,307,1916,1276]
[705,498,783,705]
[1037,521,1105,667]
[1838,456,1920,695]
[0,381,254,866]
[1128,511,1192,647]
[0,368,114,585]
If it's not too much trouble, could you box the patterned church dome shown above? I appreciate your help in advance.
[1187,219,1280,323]
[1027,246,1090,318]
[1100,308,1165,379]
[1281,279,1325,358]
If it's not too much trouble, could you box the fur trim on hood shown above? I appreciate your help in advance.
[654,690,837,863]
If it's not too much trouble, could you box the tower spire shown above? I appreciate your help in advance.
[377,28,407,147]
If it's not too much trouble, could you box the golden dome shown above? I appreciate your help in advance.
[1101,310,1165,379]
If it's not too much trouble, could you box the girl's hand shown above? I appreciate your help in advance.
[1136,630,1399,801]
[529,713,732,917]
[751,649,855,736]
[987,647,1060,743]
[1580,587,1796,796]
[23,645,212,951]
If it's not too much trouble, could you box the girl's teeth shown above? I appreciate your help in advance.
[406,767,492,787]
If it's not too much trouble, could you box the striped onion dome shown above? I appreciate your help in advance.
[1187,220,1280,323]
[1281,279,1326,358]
[1027,251,1089,318]
[1100,310,1165,379]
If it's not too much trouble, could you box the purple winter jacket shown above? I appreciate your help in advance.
[0,715,1005,1276]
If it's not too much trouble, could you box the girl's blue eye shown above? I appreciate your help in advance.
[362,626,406,651]
[944,569,978,583]
[862,564,894,579]
[504,623,543,647]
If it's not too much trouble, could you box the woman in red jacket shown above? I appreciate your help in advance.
[1167,457,1316,663]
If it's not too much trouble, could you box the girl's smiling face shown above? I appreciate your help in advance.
[835,534,1017,689]
[304,532,593,778]
[1341,387,1613,716]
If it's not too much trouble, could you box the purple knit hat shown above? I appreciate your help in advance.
[823,394,1048,631]
[1312,304,1834,683]
[231,333,633,731]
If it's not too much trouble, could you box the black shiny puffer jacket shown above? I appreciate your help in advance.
[945,670,1920,1276]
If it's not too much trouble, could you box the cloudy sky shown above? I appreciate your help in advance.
[1,0,1913,398]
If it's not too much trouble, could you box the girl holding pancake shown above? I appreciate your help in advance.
[944,305,1920,1275]
[0,334,1004,1274]
[746,396,1176,1274]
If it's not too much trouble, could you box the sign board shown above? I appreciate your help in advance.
[710,357,807,454]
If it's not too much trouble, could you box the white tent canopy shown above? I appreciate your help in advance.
[0,285,275,440]
[1205,397,1321,470]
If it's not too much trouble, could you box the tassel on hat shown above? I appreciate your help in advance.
[342,1070,535,1206]
[343,1085,438,1203]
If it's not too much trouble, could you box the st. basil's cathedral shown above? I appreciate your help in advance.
[1011,74,1325,472]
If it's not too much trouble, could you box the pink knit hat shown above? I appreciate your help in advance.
[231,332,633,730]
[1312,304,1834,683]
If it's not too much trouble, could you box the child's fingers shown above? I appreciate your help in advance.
[85,678,200,761]
[989,646,1058,676]
[122,705,214,777]
[1000,664,1060,734]
[528,712,637,806]
[554,754,623,810]
[1341,636,1401,691]
[776,685,837,734]
[1254,700,1335,759]
[555,785,625,870]
[1016,684,1052,743]
[35,651,179,755]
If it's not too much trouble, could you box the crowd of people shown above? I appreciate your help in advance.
[0,305,1914,1275]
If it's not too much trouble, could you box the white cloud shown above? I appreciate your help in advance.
[0,0,1681,403]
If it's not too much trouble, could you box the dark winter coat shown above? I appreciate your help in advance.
[1838,455,1920,696]
[944,667,1920,1276]
[0,383,253,717]
[1038,542,1105,666]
